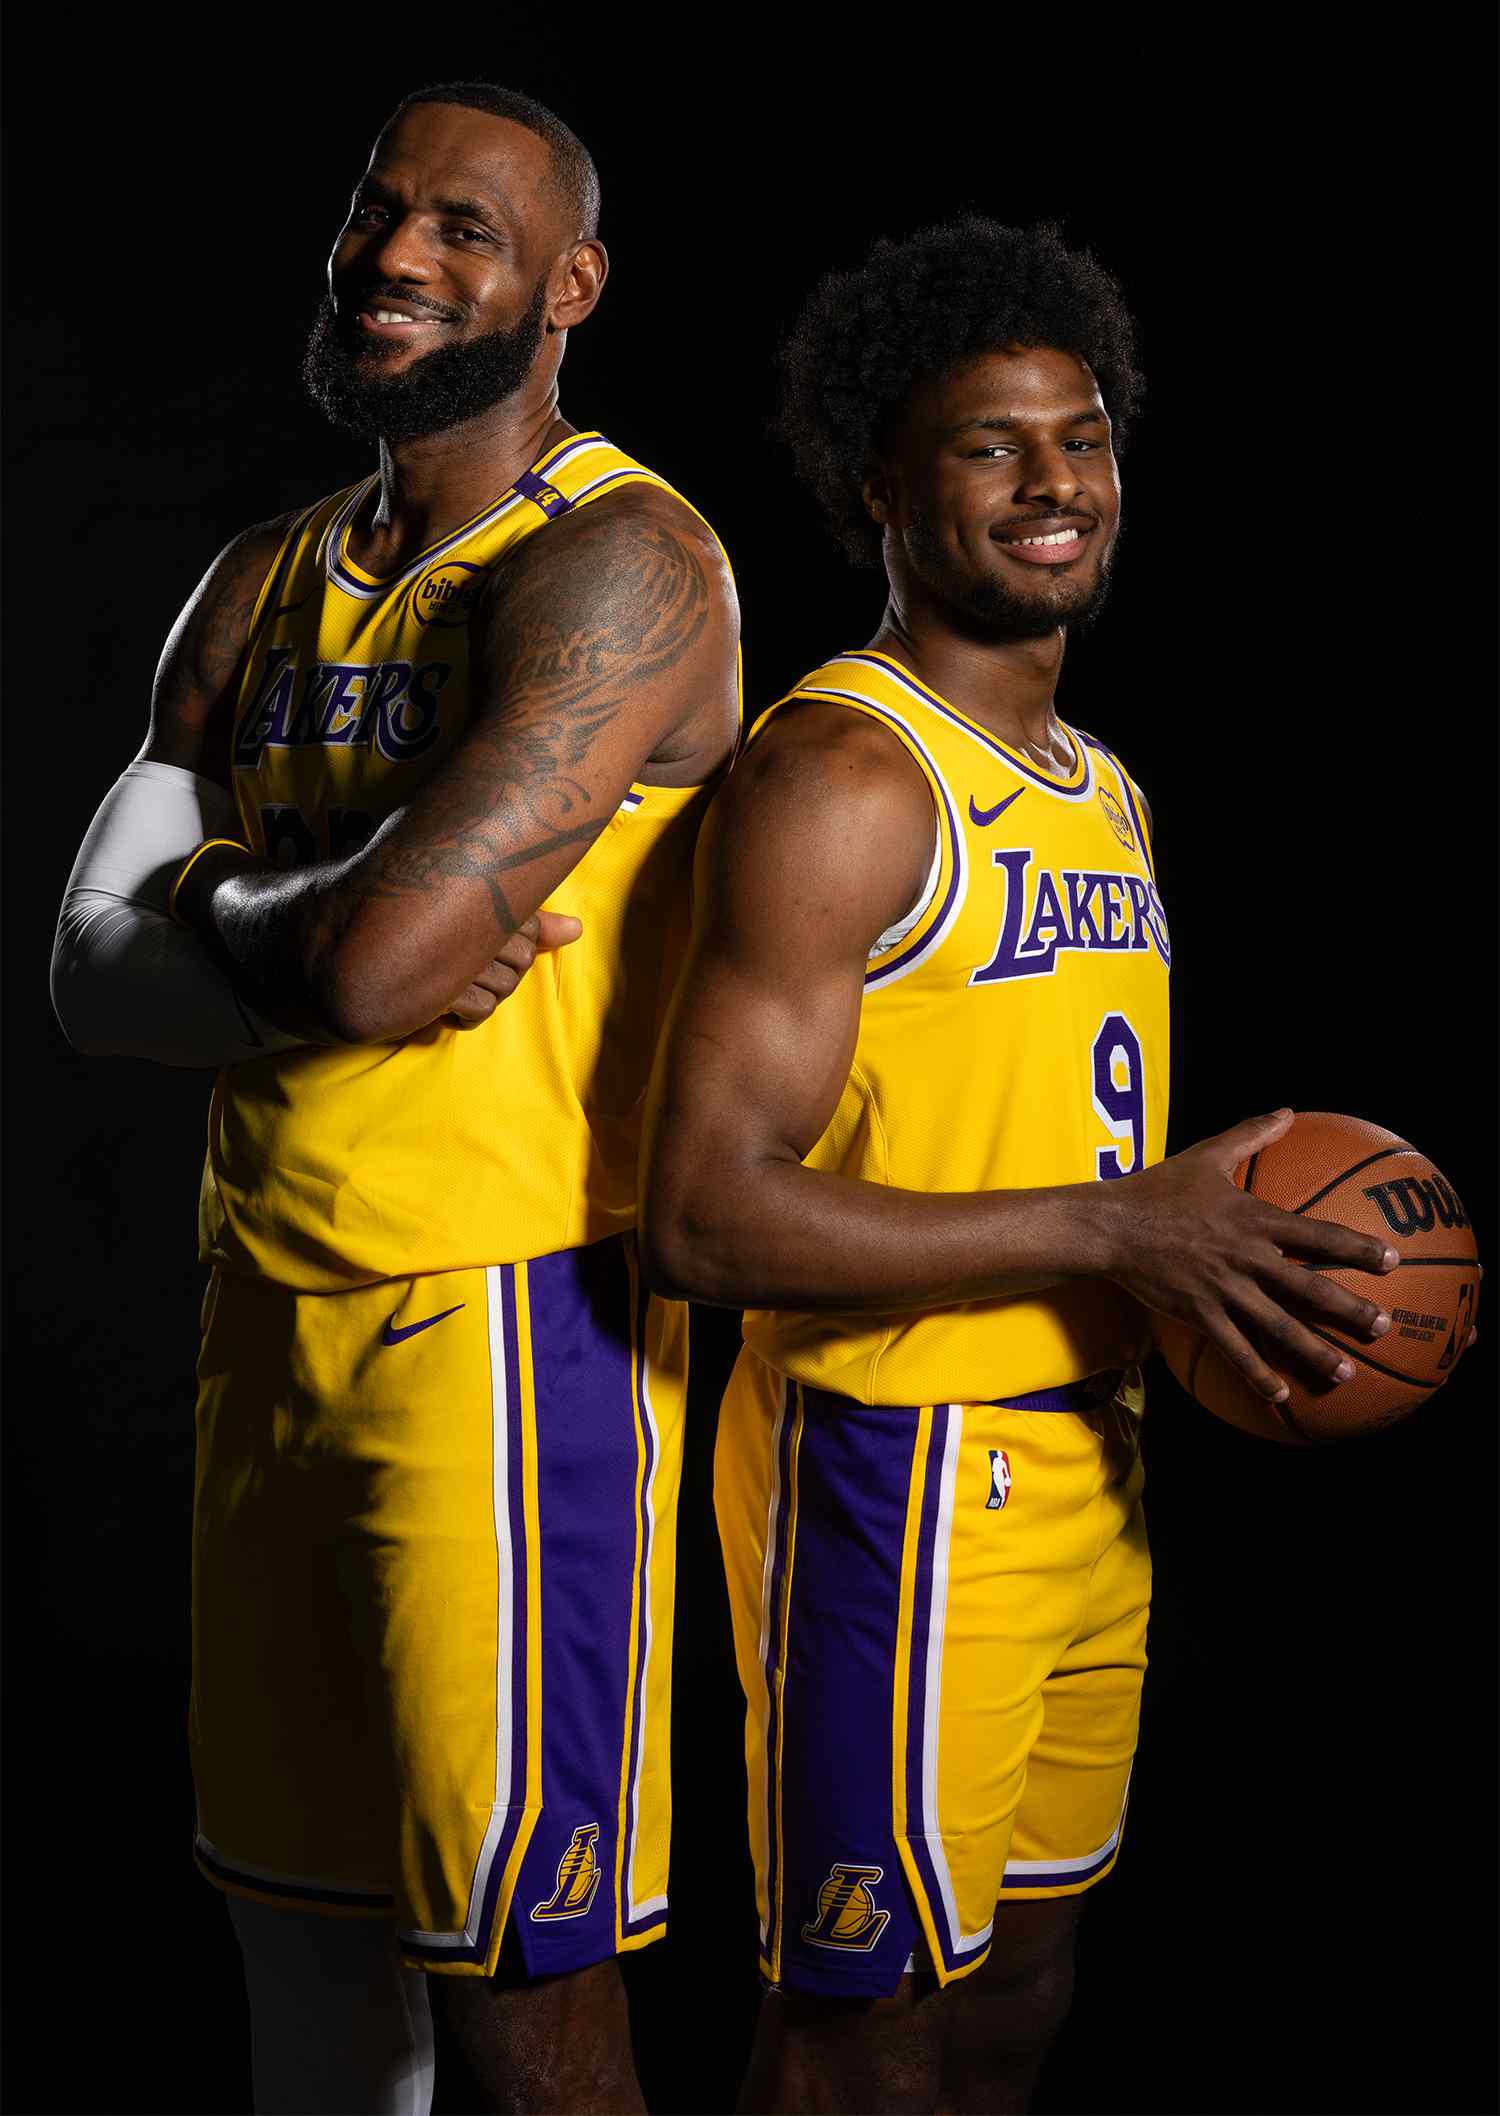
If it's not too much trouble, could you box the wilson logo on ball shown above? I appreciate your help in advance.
[1361,1175,1469,1238]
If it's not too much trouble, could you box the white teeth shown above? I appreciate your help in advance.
[373,309,418,324]
[1009,528,1084,547]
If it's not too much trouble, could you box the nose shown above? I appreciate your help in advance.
[1014,442,1085,510]
[342,211,438,288]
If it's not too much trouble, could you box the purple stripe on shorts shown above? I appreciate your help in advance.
[620,1261,660,1936]
[511,1236,640,1977]
[902,1405,967,1977]
[761,1381,799,1966]
[767,1387,924,1995]
[1000,1839,1120,1891]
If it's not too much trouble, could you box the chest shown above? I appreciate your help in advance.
[229,565,482,862]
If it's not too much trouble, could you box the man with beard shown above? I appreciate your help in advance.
[52,83,739,2115]
[641,221,1394,2113]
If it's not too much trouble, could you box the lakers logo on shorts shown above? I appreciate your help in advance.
[1098,784,1136,850]
[530,1823,603,1922]
[801,1862,891,1952]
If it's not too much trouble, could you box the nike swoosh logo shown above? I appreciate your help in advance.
[380,1302,466,1346]
[969,788,1026,828]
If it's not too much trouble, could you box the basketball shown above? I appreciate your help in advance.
[1154,1113,1480,1444]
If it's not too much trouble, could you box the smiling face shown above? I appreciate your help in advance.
[869,346,1122,641]
[303,101,605,442]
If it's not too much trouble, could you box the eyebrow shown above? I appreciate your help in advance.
[946,408,1110,438]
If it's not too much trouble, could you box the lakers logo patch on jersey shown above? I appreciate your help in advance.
[987,1448,1012,1510]
[801,1862,891,1952]
[530,1822,603,1921]
[1097,783,1136,850]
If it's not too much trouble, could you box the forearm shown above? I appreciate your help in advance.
[644,1147,1118,1311]
[180,847,356,1035]
[51,761,314,1068]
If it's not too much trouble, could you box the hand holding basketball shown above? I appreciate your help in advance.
[1151,1113,1480,1443]
[1100,1107,1399,1404]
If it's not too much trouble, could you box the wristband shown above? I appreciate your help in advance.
[169,838,250,927]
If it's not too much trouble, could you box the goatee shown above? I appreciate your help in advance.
[907,509,1121,643]
[303,278,550,442]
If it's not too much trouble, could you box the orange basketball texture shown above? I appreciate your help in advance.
[1153,1114,1480,1445]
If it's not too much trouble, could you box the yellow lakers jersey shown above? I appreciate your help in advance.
[202,432,735,1289]
[742,650,1170,1404]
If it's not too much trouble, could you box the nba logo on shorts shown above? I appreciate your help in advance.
[801,1863,891,1952]
[531,1822,603,1921]
[987,1449,1012,1510]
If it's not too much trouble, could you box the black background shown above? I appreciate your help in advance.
[5,17,1495,2114]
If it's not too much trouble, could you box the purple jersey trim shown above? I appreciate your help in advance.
[1078,732,1154,882]
[325,433,606,599]
[780,684,968,991]
[838,653,1094,799]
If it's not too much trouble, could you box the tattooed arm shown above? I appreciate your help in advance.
[174,487,740,1043]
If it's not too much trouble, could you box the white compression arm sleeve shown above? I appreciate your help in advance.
[51,759,309,1068]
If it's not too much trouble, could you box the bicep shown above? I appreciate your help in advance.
[331,499,736,962]
[138,516,295,783]
[645,721,931,1208]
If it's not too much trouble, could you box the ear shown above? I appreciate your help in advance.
[548,239,609,332]
[860,466,892,529]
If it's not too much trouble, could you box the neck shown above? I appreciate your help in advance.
[361,377,571,564]
[873,596,1070,760]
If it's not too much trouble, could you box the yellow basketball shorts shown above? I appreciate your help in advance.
[715,1348,1150,1997]
[190,1233,685,1979]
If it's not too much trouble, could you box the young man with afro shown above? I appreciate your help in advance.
[642,219,1392,2112]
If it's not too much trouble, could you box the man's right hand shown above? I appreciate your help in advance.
[1098,1107,1399,1404]
[445,910,582,1027]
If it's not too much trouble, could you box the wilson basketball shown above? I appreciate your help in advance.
[1154,1113,1480,1445]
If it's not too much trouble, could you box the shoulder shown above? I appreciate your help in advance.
[143,510,309,773]
[170,508,311,658]
[482,477,735,621]
[704,701,935,944]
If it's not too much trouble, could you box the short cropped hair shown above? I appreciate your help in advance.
[778,217,1145,565]
[397,81,600,241]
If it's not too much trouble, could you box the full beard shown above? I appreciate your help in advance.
[906,509,1121,643]
[302,277,550,443]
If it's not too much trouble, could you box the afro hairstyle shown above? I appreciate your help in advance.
[777,217,1144,566]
